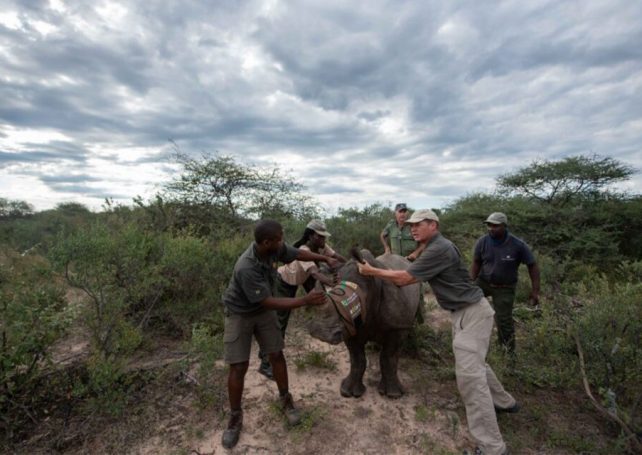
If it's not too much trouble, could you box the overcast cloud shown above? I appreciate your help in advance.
[1,0,641,212]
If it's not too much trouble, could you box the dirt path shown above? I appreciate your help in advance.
[134,298,474,455]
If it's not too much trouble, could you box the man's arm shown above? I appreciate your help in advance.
[470,259,481,281]
[470,239,483,280]
[527,262,540,305]
[332,251,348,263]
[297,248,339,269]
[260,290,326,310]
[406,243,425,262]
[380,231,391,254]
[310,269,335,287]
[358,261,418,287]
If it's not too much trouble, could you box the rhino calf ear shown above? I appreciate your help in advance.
[349,247,365,263]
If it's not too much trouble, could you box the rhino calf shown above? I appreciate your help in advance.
[306,250,421,398]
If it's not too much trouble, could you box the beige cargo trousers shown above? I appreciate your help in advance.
[451,297,515,455]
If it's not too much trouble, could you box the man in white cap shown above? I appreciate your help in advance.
[358,209,516,455]
[471,212,540,355]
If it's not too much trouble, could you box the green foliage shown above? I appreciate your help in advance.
[294,351,337,371]
[575,276,642,433]
[0,249,72,440]
[0,198,33,219]
[49,221,153,356]
[0,201,97,255]
[443,157,641,273]
[74,355,129,416]
[157,235,221,334]
[325,203,392,255]
[164,151,319,224]
[497,154,635,205]
[186,324,225,408]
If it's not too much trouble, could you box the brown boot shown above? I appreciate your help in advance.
[280,392,302,426]
[221,409,243,449]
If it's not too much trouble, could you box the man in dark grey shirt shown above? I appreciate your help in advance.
[220,219,338,449]
[358,209,515,455]
[471,212,540,354]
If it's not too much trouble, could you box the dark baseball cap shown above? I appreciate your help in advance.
[394,203,408,212]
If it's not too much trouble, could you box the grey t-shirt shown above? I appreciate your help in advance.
[407,233,483,311]
[473,233,536,285]
[222,242,299,314]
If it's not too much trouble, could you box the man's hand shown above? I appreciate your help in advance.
[303,290,327,306]
[326,257,340,269]
[358,261,376,276]
[405,252,417,262]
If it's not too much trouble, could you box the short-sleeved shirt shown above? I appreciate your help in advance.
[222,242,299,314]
[277,244,335,286]
[408,233,483,311]
[382,220,417,256]
[473,233,536,285]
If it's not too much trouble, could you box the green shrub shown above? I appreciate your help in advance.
[575,278,642,433]
[186,323,224,408]
[0,249,72,440]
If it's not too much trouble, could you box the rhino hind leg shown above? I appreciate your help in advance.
[378,331,405,399]
[341,338,367,398]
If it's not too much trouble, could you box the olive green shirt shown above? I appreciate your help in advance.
[222,242,299,314]
[407,233,483,311]
[382,219,417,256]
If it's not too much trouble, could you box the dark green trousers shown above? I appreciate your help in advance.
[476,278,516,353]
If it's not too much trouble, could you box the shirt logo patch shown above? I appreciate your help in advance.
[255,289,261,294]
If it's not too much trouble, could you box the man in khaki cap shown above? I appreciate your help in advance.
[471,212,540,355]
[358,209,516,455]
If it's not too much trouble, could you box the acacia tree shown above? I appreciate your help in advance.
[164,151,318,222]
[497,155,635,206]
[0,198,33,219]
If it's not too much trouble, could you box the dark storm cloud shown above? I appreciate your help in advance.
[0,0,640,210]
[0,140,88,165]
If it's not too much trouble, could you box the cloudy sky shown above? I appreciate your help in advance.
[1,0,641,213]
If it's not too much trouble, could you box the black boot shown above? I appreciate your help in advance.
[221,409,243,449]
[280,392,302,426]
[258,357,274,380]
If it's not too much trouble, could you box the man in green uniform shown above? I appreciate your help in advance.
[220,219,339,449]
[380,203,425,260]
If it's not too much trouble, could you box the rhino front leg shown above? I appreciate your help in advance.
[378,330,405,398]
[340,338,367,398]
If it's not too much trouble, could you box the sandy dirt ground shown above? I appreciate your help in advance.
[130,296,477,455]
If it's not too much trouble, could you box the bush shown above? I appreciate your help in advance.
[0,249,72,441]
[575,276,642,433]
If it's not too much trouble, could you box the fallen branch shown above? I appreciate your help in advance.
[574,331,641,453]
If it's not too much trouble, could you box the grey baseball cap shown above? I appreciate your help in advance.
[394,203,408,212]
[307,219,331,237]
[485,212,508,225]
[405,209,440,224]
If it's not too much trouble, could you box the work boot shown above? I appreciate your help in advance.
[258,358,274,380]
[280,392,302,426]
[494,401,521,414]
[221,409,243,449]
